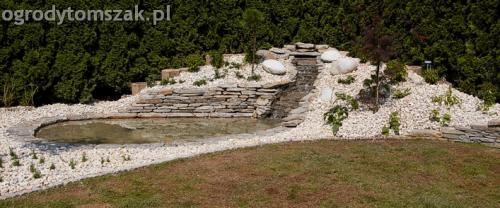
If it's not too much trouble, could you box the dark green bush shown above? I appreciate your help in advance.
[338,76,356,85]
[209,51,224,69]
[422,69,440,84]
[385,60,407,83]
[193,79,208,86]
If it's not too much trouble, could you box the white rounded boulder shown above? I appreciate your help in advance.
[320,49,341,62]
[262,60,286,75]
[328,57,360,75]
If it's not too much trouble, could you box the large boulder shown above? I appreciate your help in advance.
[262,60,286,75]
[320,49,342,62]
[327,57,360,75]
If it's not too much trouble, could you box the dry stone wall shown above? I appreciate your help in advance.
[121,82,289,118]
[409,119,500,148]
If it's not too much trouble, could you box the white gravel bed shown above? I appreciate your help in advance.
[0,53,498,199]
[144,54,296,93]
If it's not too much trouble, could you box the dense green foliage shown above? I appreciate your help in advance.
[0,0,498,105]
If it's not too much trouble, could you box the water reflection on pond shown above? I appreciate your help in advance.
[35,118,280,144]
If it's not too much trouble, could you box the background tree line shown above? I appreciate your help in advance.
[0,0,498,106]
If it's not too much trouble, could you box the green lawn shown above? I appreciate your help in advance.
[1,139,499,208]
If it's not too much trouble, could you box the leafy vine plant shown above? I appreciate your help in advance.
[324,93,359,135]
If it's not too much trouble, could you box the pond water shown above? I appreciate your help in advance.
[35,118,280,144]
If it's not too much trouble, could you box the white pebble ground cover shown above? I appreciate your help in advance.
[0,54,498,199]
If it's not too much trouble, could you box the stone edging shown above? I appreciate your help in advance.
[408,119,500,148]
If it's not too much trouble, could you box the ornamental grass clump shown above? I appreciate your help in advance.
[393,88,411,99]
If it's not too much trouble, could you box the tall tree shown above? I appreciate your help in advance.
[241,8,265,76]
[359,17,396,111]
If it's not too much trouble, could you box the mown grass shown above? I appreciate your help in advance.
[1,139,499,208]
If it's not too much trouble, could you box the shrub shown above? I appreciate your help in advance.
[382,126,390,136]
[324,105,349,134]
[422,69,440,84]
[33,170,42,179]
[235,71,245,79]
[477,82,497,108]
[29,163,36,173]
[186,54,204,73]
[359,74,391,110]
[441,113,451,126]
[49,163,55,170]
[213,68,227,80]
[39,157,45,164]
[12,159,20,167]
[193,79,207,86]
[393,88,411,99]
[209,51,224,69]
[385,60,407,83]
[122,155,131,161]
[0,157,3,168]
[9,148,18,160]
[160,77,177,85]
[69,159,76,169]
[432,87,461,108]
[101,157,105,165]
[338,75,356,85]
[389,112,401,135]
[247,74,261,81]
[145,74,158,87]
[430,109,441,122]
[81,152,88,163]
[31,150,38,160]
[324,93,359,134]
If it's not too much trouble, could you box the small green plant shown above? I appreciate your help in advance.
[30,163,42,179]
[100,157,105,165]
[247,74,261,81]
[393,88,411,99]
[209,51,224,69]
[213,68,227,79]
[229,62,242,70]
[0,176,3,182]
[81,152,88,163]
[188,66,200,72]
[39,157,45,164]
[29,163,36,173]
[422,69,440,84]
[160,77,177,85]
[0,156,3,168]
[382,126,390,136]
[9,147,18,160]
[432,87,461,108]
[12,159,21,167]
[193,79,207,86]
[31,150,38,160]
[33,170,42,179]
[106,157,110,163]
[441,113,451,126]
[389,112,401,135]
[324,105,349,134]
[49,163,55,170]
[430,109,441,122]
[122,155,131,161]
[235,71,245,79]
[385,59,407,83]
[338,75,356,85]
[69,159,76,169]
[178,80,185,84]
[324,93,359,134]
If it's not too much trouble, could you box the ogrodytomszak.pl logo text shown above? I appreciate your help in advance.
[0,5,171,25]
